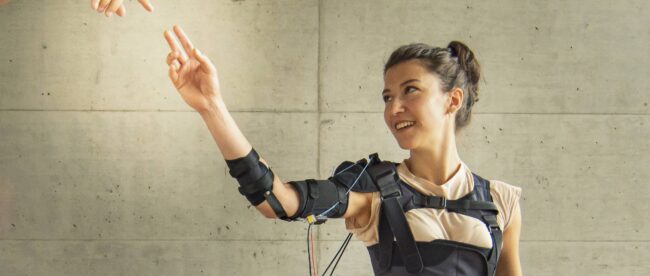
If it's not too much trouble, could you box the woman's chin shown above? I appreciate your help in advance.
[396,139,416,150]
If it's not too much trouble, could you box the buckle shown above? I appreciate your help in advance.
[428,197,447,209]
[376,170,401,199]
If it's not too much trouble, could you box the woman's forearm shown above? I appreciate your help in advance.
[198,99,300,218]
[199,100,252,160]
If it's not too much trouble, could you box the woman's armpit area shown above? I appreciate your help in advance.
[345,192,381,244]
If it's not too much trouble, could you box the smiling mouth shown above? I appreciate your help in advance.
[395,121,415,131]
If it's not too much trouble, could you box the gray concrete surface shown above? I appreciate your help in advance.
[1,0,648,275]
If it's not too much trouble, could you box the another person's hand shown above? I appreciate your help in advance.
[90,0,153,17]
[164,25,222,113]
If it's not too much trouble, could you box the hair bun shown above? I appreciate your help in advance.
[447,41,480,85]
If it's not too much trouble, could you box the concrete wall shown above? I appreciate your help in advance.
[1,0,648,275]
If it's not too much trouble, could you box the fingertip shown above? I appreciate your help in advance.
[163,30,172,39]
[139,0,154,12]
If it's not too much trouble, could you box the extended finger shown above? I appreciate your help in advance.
[172,25,195,57]
[97,0,112,12]
[138,0,154,12]
[91,0,100,10]
[193,48,217,74]
[163,30,188,63]
[115,5,125,16]
[105,0,123,16]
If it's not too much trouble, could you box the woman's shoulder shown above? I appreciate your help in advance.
[488,179,522,198]
[486,179,522,230]
[487,179,522,208]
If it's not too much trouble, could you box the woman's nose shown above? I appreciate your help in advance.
[388,98,405,116]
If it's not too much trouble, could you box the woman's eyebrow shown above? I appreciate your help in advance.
[382,79,420,95]
[400,79,420,87]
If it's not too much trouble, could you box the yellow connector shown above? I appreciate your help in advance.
[305,214,327,225]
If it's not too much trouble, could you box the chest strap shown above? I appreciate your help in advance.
[367,158,424,274]
[412,195,498,212]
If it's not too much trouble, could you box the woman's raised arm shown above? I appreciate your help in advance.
[163,25,300,218]
[163,25,372,221]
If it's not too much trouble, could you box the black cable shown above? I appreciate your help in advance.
[329,233,353,276]
[307,224,312,276]
[321,233,353,276]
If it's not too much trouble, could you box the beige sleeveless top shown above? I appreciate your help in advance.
[345,161,522,248]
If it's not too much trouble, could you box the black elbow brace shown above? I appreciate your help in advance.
[287,179,350,219]
[225,148,288,219]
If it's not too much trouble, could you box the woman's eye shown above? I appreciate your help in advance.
[383,95,391,102]
[405,86,417,94]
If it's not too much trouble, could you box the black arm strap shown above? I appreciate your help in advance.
[265,190,288,219]
[226,148,289,220]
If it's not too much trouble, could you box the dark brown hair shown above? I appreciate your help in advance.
[384,41,481,130]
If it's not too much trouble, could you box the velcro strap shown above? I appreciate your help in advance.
[240,191,266,206]
[225,149,260,177]
[237,169,274,195]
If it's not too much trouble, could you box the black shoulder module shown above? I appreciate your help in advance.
[328,156,384,193]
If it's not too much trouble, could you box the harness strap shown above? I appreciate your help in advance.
[368,161,423,274]
[412,195,498,212]
[475,175,502,276]
[377,206,393,272]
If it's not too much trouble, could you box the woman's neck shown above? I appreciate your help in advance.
[406,138,461,186]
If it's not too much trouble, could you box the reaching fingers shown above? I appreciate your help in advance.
[105,0,123,17]
[172,25,195,57]
[193,48,217,74]
[91,0,100,10]
[163,30,189,64]
[115,5,125,17]
[97,0,112,12]
[137,0,154,12]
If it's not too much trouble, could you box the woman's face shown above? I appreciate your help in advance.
[382,60,452,150]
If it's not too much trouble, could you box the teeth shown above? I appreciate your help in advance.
[395,121,415,130]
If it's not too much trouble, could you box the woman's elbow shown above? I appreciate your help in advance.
[255,201,280,219]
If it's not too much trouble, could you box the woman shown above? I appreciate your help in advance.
[163,25,522,276]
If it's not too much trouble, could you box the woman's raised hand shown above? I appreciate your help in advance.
[91,0,153,17]
[164,26,222,113]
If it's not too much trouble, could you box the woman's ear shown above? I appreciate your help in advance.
[447,87,464,114]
